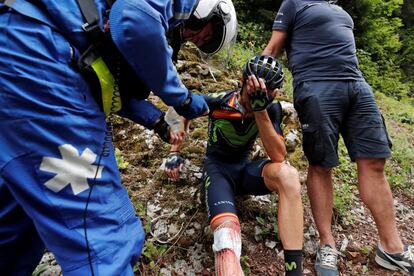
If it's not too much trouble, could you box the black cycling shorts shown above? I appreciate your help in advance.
[202,155,271,220]
[294,80,392,167]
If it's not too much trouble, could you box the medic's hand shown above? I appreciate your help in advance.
[247,76,273,112]
[164,152,185,181]
[169,130,185,145]
[174,92,209,120]
[153,115,185,145]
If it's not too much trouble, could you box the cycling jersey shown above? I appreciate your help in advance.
[204,90,283,160]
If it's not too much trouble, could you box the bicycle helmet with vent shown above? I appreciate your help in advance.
[243,55,284,90]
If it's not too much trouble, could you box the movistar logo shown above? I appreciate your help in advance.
[285,261,297,271]
[167,155,178,162]
[211,119,258,147]
[251,98,267,110]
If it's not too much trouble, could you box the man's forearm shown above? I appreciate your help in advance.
[254,111,286,162]
[262,30,288,57]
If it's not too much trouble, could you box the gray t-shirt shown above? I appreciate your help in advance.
[273,0,363,84]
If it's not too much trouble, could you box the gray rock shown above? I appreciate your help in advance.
[265,240,277,249]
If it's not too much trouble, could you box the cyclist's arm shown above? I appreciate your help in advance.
[254,111,286,163]
[246,76,286,162]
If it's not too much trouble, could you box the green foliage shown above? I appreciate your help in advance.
[237,22,270,51]
[255,214,279,240]
[357,50,410,100]
[357,1,403,58]
[400,27,414,90]
[226,44,256,71]
[141,241,168,267]
[115,148,129,170]
[333,182,358,225]
[233,0,281,24]
[240,255,252,275]
[360,245,372,255]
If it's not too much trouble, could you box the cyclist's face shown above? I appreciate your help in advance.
[183,22,214,48]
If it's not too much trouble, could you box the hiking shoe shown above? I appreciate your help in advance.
[315,245,339,276]
[375,243,414,275]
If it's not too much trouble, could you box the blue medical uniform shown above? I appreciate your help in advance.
[0,0,204,274]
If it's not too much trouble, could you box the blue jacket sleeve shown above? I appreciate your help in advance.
[109,0,188,107]
[118,99,163,129]
[109,0,208,120]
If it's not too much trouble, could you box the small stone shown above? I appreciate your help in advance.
[160,268,172,276]
[265,240,277,249]
[193,222,202,230]
[254,226,262,242]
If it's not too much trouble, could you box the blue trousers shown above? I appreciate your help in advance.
[0,9,144,275]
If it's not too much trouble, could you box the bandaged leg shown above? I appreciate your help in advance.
[211,215,244,276]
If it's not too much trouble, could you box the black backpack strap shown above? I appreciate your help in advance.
[77,0,99,25]
[75,0,104,42]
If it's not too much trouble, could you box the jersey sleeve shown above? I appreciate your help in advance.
[267,101,284,137]
[272,0,297,32]
[202,91,230,111]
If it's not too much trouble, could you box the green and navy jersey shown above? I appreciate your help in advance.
[203,90,284,160]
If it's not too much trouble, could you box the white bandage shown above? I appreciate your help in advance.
[212,227,242,260]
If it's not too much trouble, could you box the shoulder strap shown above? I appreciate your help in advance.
[76,0,99,26]
[75,0,115,42]
[76,0,115,24]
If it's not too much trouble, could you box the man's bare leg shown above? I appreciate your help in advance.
[356,158,403,253]
[306,165,336,248]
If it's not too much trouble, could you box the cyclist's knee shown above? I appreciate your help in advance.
[279,164,301,197]
[264,163,301,196]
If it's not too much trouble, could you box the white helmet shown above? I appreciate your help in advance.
[185,0,237,55]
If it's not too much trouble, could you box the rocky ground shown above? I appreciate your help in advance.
[33,48,414,276]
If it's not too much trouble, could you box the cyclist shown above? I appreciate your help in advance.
[0,0,236,274]
[165,55,304,276]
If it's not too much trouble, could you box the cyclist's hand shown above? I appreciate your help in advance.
[247,75,272,112]
[164,152,184,181]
